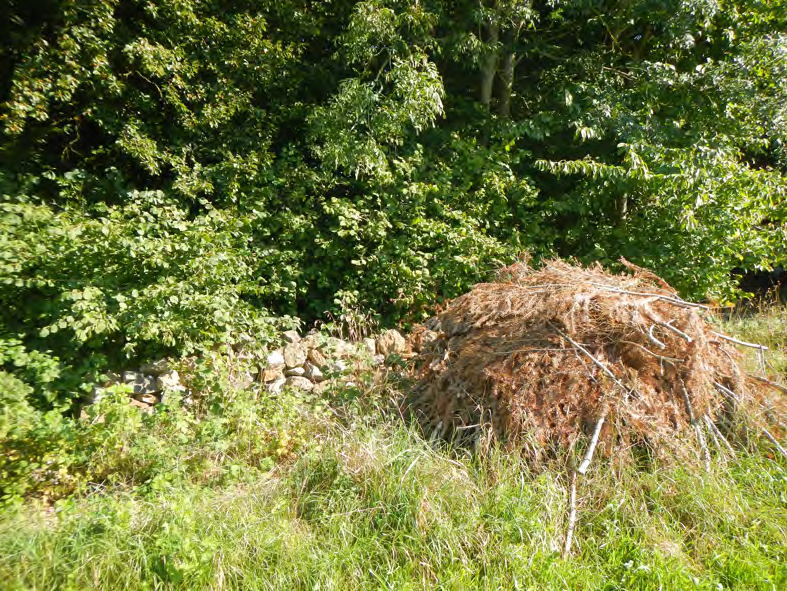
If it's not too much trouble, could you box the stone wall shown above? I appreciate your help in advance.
[84,329,409,414]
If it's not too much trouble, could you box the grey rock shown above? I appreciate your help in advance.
[312,381,331,395]
[123,371,158,395]
[376,329,406,357]
[372,354,385,366]
[267,377,287,394]
[284,366,306,377]
[282,330,301,344]
[362,337,377,355]
[129,398,154,412]
[300,334,321,349]
[132,393,159,405]
[261,367,285,383]
[283,342,307,368]
[266,349,285,368]
[102,370,121,385]
[329,359,348,373]
[88,386,106,404]
[122,370,140,383]
[304,362,324,383]
[285,376,314,392]
[156,370,184,393]
[307,347,327,367]
[325,337,352,358]
[234,371,255,390]
[415,329,439,352]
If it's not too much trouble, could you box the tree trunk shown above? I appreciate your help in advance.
[480,21,499,111]
[498,49,515,117]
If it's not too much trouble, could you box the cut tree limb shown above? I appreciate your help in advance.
[578,413,607,475]
[555,328,630,396]
[661,321,693,343]
[703,414,735,456]
[647,325,666,349]
[713,382,787,461]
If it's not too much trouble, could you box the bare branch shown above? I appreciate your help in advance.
[578,413,607,475]
[711,332,769,351]
[563,467,578,558]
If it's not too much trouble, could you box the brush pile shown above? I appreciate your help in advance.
[407,259,786,469]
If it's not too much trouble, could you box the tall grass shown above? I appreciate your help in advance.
[1,309,786,590]
[716,302,787,377]
[1,417,785,590]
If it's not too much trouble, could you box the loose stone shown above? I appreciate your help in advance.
[283,343,308,368]
[285,376,314,391]
[376,329,406,356]
[281,330,301,344]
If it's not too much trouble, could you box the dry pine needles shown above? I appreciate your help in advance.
[406,259,787,554]
[408,259,786,463]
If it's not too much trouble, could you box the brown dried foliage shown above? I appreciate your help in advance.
[406,260,786,466]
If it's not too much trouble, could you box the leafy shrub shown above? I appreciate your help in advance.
[0,186,295,404]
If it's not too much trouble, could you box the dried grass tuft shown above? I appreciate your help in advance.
[406,259,787,469]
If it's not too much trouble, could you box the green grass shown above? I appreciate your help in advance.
[1,419,785,590]
[716,303,787,377]
[1,310,786,590]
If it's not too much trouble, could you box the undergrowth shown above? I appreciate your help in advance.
[1,422,785,590]
[0,311,785,590]
[717,302,787,377]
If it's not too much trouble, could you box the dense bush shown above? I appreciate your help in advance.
[1,0,786,412]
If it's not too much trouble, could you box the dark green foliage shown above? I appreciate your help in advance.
[1,0,786,408]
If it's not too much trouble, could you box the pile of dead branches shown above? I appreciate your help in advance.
[407,259,786,470]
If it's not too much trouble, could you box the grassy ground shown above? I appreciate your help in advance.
[1,309,786,590]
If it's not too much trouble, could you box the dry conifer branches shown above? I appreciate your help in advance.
[406,259,786,469]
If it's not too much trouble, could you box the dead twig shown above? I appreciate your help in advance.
[711,332,769,351]
[647,325,666,349]
[578,413,607,475]
[681,385,710,472]
[585,283,710,309]
[554,328,630,396]
[747,374,787,394]
[713,382,787,461]
[563,463,578,558]
[703,414,735,457]
[660,321,693,343]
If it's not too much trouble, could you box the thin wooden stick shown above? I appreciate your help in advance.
[578,413,607,475]
[661,321,693,343]
[714,381,740,403]
[747,374,787,394]
[682,385,710,471]
[704,414,735,456]
[585,283,710,309]
[647,325,666,349]
[555,328,629,395]
[760,426,787,461]
[713,382,787,460]
[563,466,578,558]
[711,332,769,350]
[703,414,722,453]
[621,340,682,362]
